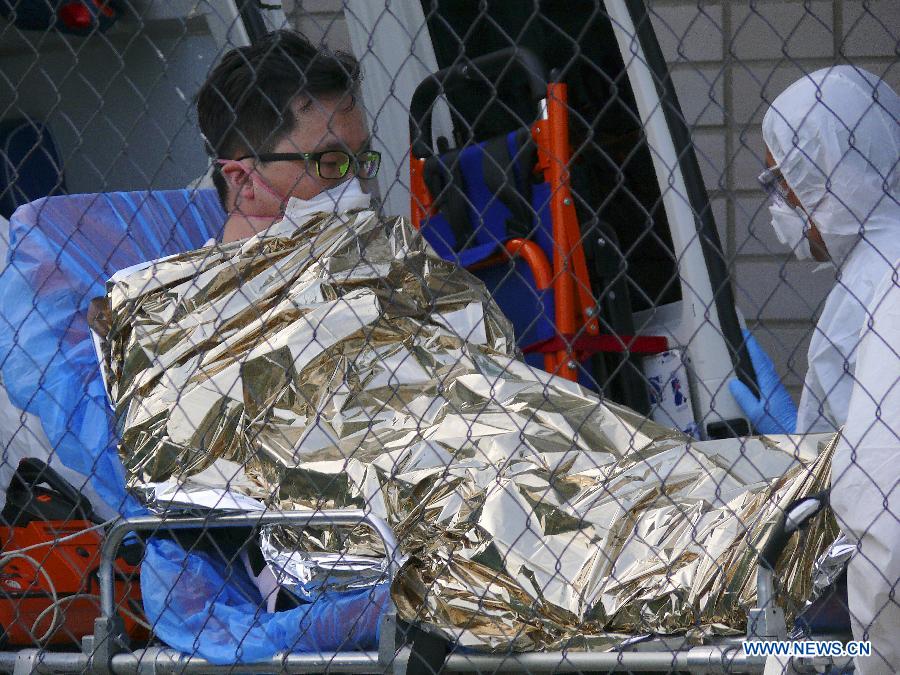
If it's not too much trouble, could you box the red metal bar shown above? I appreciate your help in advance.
[546,84,598,339]
[504,238,557,373]
[523,334,669,356]
[532,83,600,380]
[409,153,432,229]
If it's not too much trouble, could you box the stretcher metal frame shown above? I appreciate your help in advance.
[0,497,855,674]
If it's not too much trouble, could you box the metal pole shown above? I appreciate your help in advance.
[757,566,774,612]
[442,646,765,672]
[108,648,383,674]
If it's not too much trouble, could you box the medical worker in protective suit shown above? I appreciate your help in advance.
[729,66,900,435]
[731,66,899,673]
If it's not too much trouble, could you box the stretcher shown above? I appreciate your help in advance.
[0,189,855,673]
[0,498,852,673]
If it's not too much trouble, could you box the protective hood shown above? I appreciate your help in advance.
[762,65,900,266]
[764,67,900,433]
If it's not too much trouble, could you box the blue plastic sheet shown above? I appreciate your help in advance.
[0,190,224,515]
[0,190,388,661]
[0,190,223,514]
[144,538,389,664]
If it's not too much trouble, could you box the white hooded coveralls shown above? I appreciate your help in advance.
[831,261,900,673]
[765,67,900,673]
[761,66,900,434]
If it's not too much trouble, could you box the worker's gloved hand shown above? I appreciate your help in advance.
[728,330,797,434]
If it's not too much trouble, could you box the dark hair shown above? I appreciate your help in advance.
[197,30,361,209]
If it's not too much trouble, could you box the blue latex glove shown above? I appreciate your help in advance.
[728,329,798,434]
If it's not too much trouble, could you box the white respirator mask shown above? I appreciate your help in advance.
[769,195,812,260]
[280,178,371,224]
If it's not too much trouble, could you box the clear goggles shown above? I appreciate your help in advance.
[758,164,793,202]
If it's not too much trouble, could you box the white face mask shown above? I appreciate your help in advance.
[769,196,812,260]
[282,178,370,222]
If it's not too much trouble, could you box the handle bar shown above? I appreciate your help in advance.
[409,47,548,160]
[756,490,830,612]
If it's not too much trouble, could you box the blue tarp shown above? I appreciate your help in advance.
[144,539,387,664]
[0,190,388,662]
[0,190,223,515]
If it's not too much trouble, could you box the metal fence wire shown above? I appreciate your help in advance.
[0,0,897,673]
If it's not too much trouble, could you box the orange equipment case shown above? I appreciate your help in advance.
[0,459,147,646]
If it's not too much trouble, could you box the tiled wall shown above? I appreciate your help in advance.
[284,0,899,399]
[282,0,351,52]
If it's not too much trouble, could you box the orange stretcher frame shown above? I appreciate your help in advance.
[410,82,666,382]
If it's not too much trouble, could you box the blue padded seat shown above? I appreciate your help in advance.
[419,131,559,369]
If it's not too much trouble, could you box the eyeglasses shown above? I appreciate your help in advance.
[238,150,381,180]
[758,165,792,201]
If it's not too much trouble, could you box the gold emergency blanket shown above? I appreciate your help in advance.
[103,208,836,650]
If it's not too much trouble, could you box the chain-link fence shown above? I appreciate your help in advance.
[0,1,897,672]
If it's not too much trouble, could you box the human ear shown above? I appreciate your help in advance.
[220,160,255,203]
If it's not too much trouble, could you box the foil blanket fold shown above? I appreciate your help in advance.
[103,208,836,651]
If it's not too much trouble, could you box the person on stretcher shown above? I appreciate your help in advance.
[88,29,839,653]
